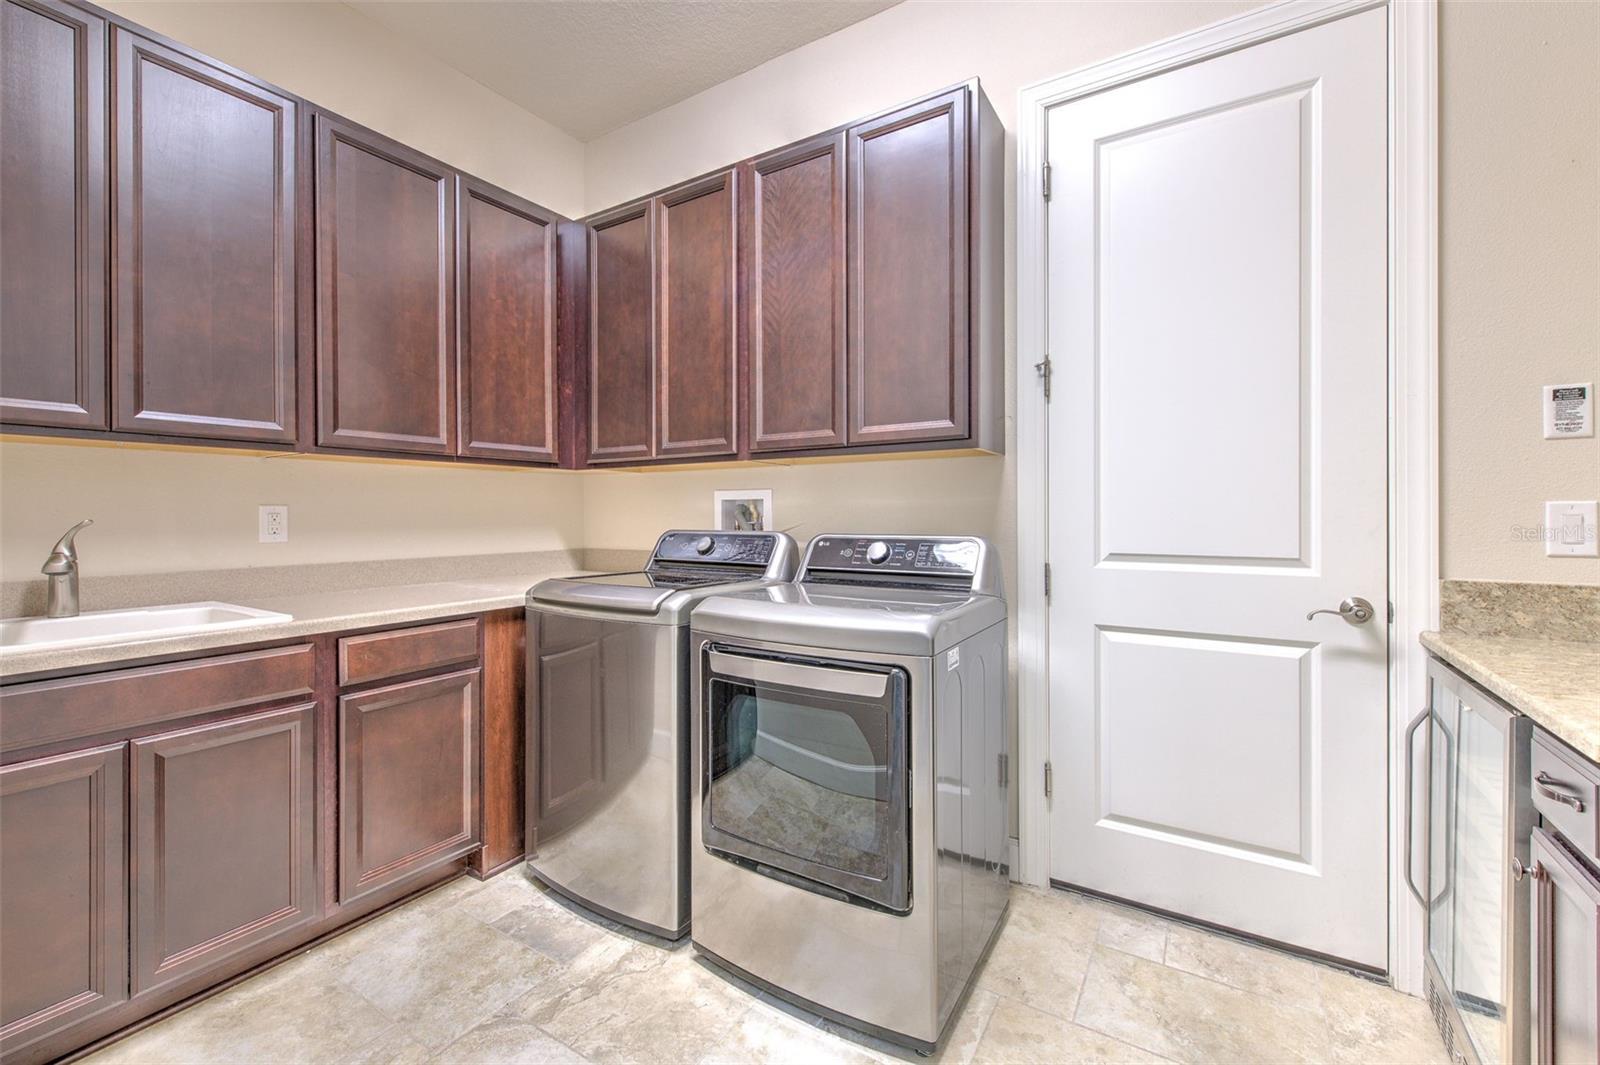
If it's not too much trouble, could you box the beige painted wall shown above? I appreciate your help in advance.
[99,1,586,217]
[0,441,582,581]
[1439,0,1600,585]
[582,456,1007,554]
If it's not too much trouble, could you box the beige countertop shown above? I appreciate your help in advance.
[1422,630,1600,762]
[0,566,596,680]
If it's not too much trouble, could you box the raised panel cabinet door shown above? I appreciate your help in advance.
[456,177,558,463]
[315,115,455,454]
[130,704,317,994]
[0,0,107,430]
[656,170,737,458]
[846,87,970,445]
[0,744,127,1059]
[744,134,846,452]
[585,200,654,463]
[1531,826,1600,1065]
[111,30,296,443]
[339,668,480,902]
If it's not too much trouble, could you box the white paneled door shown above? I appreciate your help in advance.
[1046,8,1389,968]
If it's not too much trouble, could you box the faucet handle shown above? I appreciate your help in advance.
[42,519,93,574]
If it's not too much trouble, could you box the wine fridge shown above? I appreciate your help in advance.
[1408,658,1533,1065]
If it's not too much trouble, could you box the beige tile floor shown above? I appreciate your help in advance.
[85,869,1448,1065]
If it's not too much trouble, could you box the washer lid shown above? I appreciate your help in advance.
[528,571,696,616]
[528,570,792,622]
[690,583,1006,656]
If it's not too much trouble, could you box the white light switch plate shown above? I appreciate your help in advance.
[1545,501,1598,557]
[259,505,289,544]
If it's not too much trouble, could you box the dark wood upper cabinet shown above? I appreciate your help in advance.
[111,30,297,443]
[656,170,737,459]
[585,200,655,464]
[743,134,846,453]
[0,744,127,1061]
[456,177,558,463]
[846,87,971,446]
[314,115,455,455]
[338,668,480,903]
[0,0,107,430]
[130,704,318,994]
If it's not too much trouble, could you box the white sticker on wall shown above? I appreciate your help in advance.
[947,647,960,671]
[1543,382,1594,439]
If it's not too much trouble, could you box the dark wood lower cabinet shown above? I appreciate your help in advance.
[0,744,127,1061]
[130,704,318,994]
[472,610,526,877]
[339,668,481,903]
[0,613,513,1064]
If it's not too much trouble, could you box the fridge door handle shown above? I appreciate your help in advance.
[1404,705,1430,906]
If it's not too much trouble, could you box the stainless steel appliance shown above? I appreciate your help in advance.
[524,530,798,939]
[689,534,1008,1052]
[1411,657,1533,1065]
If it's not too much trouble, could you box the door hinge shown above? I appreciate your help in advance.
[1044,760,1054,799]
[1035,356,1052,401]
[998,753,1009,789]
[1042,163,1052,199]
[1043,562,1052,601]
[1388,600,1395,623]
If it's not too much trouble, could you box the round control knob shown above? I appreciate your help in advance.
[866,540,890,565]
[694,536,716,556]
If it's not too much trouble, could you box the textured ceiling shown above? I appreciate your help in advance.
[348,0,902,141]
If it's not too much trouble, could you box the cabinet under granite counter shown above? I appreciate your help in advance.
[0,559,594,1065]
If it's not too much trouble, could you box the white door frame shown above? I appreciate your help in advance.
[1014,0,1438,994]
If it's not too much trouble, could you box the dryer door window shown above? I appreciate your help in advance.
[702,646,910,913]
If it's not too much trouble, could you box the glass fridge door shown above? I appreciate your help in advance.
[1426,663,1530,1065]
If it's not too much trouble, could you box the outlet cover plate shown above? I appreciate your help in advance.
[259,505,289,544]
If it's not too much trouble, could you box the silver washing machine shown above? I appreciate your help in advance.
[524,530,798,939]
[689,534,1008,1051]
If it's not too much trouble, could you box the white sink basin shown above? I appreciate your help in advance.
[0,602,293,652]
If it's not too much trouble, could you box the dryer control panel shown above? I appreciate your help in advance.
[804,535,984,584]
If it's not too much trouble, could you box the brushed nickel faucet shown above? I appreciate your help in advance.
[42,519,93,618]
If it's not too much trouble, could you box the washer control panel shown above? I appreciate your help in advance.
[806,536,982,579]
[652,531,776,567]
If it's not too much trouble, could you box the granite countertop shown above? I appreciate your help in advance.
[1422,630,1600,762]
[0,564,596,680]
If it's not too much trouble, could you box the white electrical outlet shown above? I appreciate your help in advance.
[1544,501,1598,558]
[259,505,289,544]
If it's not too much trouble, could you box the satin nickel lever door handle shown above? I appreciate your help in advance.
[1306,597,1375,624]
